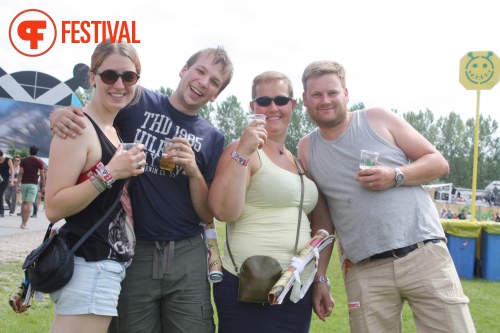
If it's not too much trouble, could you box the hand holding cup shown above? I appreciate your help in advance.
[122,143,140,152]
[246,114,266,127]
[359,150,379,170]
[160,138,176,171]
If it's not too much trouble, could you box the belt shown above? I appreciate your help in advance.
[369,239,440,261]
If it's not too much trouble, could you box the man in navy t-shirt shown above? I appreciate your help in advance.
[50,47,233,333]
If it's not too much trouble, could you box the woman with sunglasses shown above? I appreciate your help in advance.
[45,40,146,333]
[4,155,21,216]
[208,71,334,332]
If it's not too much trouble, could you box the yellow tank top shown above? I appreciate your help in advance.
[222,149,318,283]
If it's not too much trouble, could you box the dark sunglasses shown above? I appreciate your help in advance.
[95,70,140,86]
[253,96,293,107]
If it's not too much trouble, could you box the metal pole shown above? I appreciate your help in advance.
[470,90,481,221]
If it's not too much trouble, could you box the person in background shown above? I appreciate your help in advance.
[4,154,19,216]
[16,146,45,228]
[208,71,334,332]
[45,40,145,333]
[458,209,467,220]
[31,167,44,218]
[49,47,234,333]
[0,149,14,218]
[298,60,475,333]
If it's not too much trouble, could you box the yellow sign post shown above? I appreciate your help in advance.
[459,51,500,221]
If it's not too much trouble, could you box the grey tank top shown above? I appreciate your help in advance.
[308,110,444,263]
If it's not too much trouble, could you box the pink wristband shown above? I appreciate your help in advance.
[231,150,249,166]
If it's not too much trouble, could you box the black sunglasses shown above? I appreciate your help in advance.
[95,70,140,86]
[253,96,293,107]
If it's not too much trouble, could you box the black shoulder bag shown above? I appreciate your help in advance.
[22,193,122,294]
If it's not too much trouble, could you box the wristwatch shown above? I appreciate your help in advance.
[394,168,404,187]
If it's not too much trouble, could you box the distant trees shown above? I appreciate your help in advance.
[6,141,29,158]
[401,110,500,189]
[78,87,496,189]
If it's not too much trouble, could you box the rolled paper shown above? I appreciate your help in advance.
[207,237,223,282]
[203,220,223,283]
[269,229,335,304]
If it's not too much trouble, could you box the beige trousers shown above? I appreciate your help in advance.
[345,240,476,333]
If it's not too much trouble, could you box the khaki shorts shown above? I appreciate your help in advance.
[345,240,476,333]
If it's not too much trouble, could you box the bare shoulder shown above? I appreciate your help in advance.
[365,107,399,121]
[297,133,313,171]
[56,115,93,143]
[365,107,406,144]
[298,133,312,156]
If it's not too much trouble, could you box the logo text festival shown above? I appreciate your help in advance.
[9,9,140,57]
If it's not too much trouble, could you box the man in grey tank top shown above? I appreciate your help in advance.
[297,60,475,333]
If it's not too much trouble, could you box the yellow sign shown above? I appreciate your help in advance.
[460,51,500,90]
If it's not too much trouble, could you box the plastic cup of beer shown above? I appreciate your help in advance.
[122,143,139,152]
[160,138,176,171]
[246,114,266,126]
[359,150,379,169]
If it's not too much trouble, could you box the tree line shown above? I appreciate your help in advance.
[75,87,500,190]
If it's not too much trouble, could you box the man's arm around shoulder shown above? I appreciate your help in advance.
[49,106,86,139]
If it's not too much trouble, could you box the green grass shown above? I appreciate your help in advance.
[0,261,54,333]
[2,226,499,332]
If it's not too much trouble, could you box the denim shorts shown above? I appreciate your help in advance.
[50,256,127,316]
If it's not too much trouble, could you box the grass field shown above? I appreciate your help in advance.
[2,227,499,332]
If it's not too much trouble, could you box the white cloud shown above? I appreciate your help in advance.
[1,0,499,122]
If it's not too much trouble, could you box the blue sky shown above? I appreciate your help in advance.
[2,0,500,124]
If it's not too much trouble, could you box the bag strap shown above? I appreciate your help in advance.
[292,157,305,256]
[226,156,305,275]
[43,191,122,253]
[226,224,238,274]
[71,192,122,253]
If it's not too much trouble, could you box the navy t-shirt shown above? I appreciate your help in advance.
[115,88,225,241]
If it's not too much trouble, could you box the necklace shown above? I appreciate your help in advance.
[266,142,285,155]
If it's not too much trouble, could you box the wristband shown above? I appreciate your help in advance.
[87,171,107,193]
[313,276,331,290]
[94,169,113,189]
[313,276,329,283]
[95,162,115,187]
[231,149,249,166]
